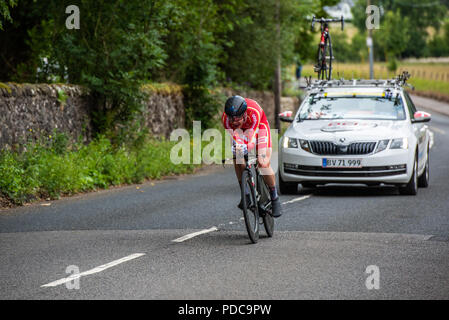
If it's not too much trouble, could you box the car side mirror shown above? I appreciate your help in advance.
[279,111,293,123]
[412,111,431,123]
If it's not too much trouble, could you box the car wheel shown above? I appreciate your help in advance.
[418,145,429,188]
[279,174,298,194]
[399,153,418,196]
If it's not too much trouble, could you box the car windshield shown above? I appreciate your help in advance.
[298,95,406,121]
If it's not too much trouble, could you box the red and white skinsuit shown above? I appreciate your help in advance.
[221,98,272,152]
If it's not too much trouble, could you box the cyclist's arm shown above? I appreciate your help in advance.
[245,108,261,151]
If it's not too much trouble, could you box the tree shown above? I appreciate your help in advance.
[0,0,341,134]
[156,0,241,129]
[427,20,449,57]
[0,0,17,30]
[375,10,411,64]
[220,0,321,90]
[35,0,171,136]
[351,0,449,59]
[0,0,49,81]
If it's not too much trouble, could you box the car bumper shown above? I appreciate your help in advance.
[279,147,414,184]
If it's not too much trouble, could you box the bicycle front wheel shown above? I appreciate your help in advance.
[326,34,333,80]
[317,36,333,80]
[241,170,259,244]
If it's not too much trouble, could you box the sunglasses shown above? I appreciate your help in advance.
[230,114,245,122]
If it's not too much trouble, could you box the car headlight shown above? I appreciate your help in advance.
[283,137,299,148]
[375,139,390,153]
[390,137,408,149]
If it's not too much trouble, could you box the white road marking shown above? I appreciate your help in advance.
[173,195,313,243]
[41,253,146,288]
[282,195,312,205]
[172,227,218,243]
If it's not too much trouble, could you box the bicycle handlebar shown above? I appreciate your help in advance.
[222,154,257,167]
[311,16,344,31]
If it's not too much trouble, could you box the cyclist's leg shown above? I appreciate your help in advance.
[258,147,275,187]
[228,131,251,209]
[258,148,282,217]
[233,159,246,185]
[235,161,250,209]
[233,150,249,209]
[257,123,282,217]
[256,122,274,182]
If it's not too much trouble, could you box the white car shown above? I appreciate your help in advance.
[279,79,431,195]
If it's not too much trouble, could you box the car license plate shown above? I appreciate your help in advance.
[322,158,362,168]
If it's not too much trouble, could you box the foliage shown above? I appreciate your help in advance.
[165,0,235,129]
[8,0,448,134]
[330,32,362,63]
[54,1,171,136]
[220,0,338,90]
[351,0,449,60]
[386,56,398,72]
[2,1,174,137]
[427,20,449,57]
[0,132,198,204]
[375,10,411,61]
[0,0,16,30]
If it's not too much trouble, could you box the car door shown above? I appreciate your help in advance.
[403,91,427,172]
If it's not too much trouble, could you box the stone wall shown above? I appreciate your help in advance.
[0,82,298,150]
[141,87,185,138]
[0,83,185,149]
[0,83,93,149]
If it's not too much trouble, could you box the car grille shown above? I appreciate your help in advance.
[284,164,407,177]
[309,141,377,155]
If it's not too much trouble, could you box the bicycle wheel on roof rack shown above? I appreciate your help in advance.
[316,35,333,80]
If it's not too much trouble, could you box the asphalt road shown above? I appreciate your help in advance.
[1,101,449,300]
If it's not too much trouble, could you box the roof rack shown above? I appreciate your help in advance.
[303,71,414,91]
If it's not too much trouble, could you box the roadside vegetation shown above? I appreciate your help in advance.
[0,0,331,206]
[1,0,449,206]
[0,132,200,205]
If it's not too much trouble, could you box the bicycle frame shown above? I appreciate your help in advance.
[222,152,274,243]
[247,156,271,216]
[311,16,344,80]
[320,24,329,47]
[223,153,269,214]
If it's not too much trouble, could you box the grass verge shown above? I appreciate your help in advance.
[0,132,202,207]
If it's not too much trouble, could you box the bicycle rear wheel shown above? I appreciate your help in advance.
[257,174,274,237]
[326,34,333,80]
[241,170,259,244]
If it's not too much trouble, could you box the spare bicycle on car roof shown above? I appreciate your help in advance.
[311,16,344,81]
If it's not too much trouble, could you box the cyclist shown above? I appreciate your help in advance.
[222,95,282,218]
